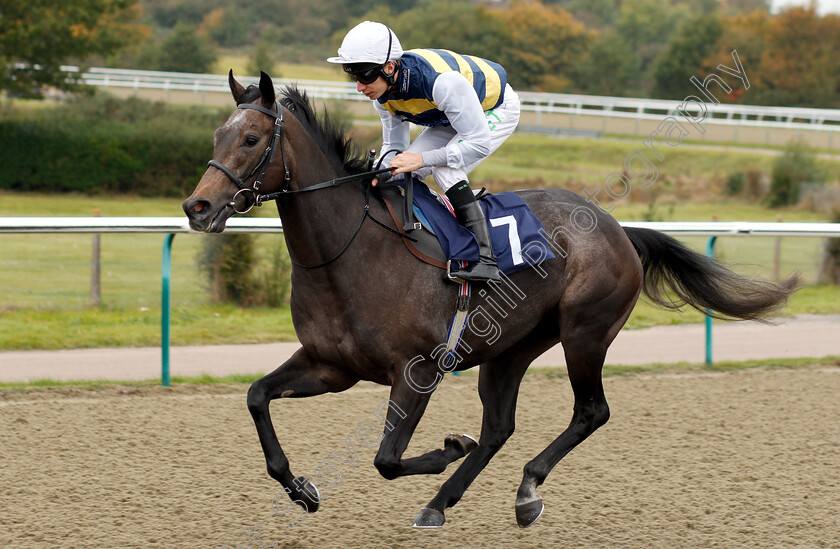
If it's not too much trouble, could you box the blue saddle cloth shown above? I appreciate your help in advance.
[409,180,556,275]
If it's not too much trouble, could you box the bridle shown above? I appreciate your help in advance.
[208,100,394,214]
[207,101,291,215]
[205,99,402,268]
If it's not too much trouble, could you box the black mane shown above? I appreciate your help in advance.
[279,86,369,176]
[239,84,262,105]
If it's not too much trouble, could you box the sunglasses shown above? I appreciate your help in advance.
[344,65,383,85]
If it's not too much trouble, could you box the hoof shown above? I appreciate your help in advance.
[412,507,446,528]
[293,476,321,513]
[515,497,544,528]
[444,433,478,455]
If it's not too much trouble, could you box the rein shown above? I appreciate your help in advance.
[206,100,408,269]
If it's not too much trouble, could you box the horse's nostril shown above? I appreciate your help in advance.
[183,198,211,218]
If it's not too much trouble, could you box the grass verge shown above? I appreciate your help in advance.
[0,285,836,350]
[0,304,298,350]
[2,356,837,396]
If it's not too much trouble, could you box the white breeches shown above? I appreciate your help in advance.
[408,84,520,192]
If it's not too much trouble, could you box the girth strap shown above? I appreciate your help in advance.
[403,174,420,232]
[443,281,471,372]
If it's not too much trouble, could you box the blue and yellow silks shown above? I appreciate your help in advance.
[378,49,508,127]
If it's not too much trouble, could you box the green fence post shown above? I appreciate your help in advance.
[161,233,176,387]
[705,236,717,366]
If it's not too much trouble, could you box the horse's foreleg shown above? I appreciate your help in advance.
[413,355,530,528]
[372,361,473,482]
[247,348,358,514]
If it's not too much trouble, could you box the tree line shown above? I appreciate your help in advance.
[3,0,840,107]
[133,0,840,107]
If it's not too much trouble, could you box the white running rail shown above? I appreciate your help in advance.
[55,65,840,132]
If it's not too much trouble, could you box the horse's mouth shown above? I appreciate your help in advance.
[188,203,234,233]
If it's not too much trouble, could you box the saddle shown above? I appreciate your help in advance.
[378,177,556,361]
[379,182,449,269]
[377,177,556,278]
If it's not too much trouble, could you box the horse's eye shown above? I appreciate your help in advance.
[244,135,260,147]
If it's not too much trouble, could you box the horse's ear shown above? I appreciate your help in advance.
[259,71,276,107]
[229,70,247,105]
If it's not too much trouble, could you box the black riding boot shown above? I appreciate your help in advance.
[445,181,501,283]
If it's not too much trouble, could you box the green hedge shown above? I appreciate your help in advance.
[0,95,229,197]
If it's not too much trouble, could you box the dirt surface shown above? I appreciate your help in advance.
[1,366,838,548]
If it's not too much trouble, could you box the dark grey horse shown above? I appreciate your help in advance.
[183,72,798,528]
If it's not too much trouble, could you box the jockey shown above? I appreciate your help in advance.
[327,21,521,283]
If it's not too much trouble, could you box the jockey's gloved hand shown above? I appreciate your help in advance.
[372,169,394,187]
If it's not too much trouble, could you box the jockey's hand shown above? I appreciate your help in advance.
[371,152,423,186]
[371,168,393,187]
[389,152,423,175]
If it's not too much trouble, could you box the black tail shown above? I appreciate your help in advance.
[623,227,800,322]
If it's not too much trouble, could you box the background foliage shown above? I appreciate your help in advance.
[2,0,839,313]
[0,95,227,196]
[4,0,840,106]
[133,21,218,73]
[129,0,840,106]
[767,142,825,207]
[0,0,145,98]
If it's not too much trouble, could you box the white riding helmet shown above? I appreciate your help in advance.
[327,21,403,65]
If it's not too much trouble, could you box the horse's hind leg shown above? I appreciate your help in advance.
[514,238,640,527]
[413,347,534,528]
[372,360,478,483]
[514,334,609,527]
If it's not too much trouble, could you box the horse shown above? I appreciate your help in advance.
[183,71,799,528]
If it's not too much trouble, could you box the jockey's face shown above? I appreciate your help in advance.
[356,76,388,99]
[354,61,396,100]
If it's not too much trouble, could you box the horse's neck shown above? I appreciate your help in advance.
[275,119,403,290]
[275,164,373,272]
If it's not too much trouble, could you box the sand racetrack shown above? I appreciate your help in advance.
[1,366,838,548]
